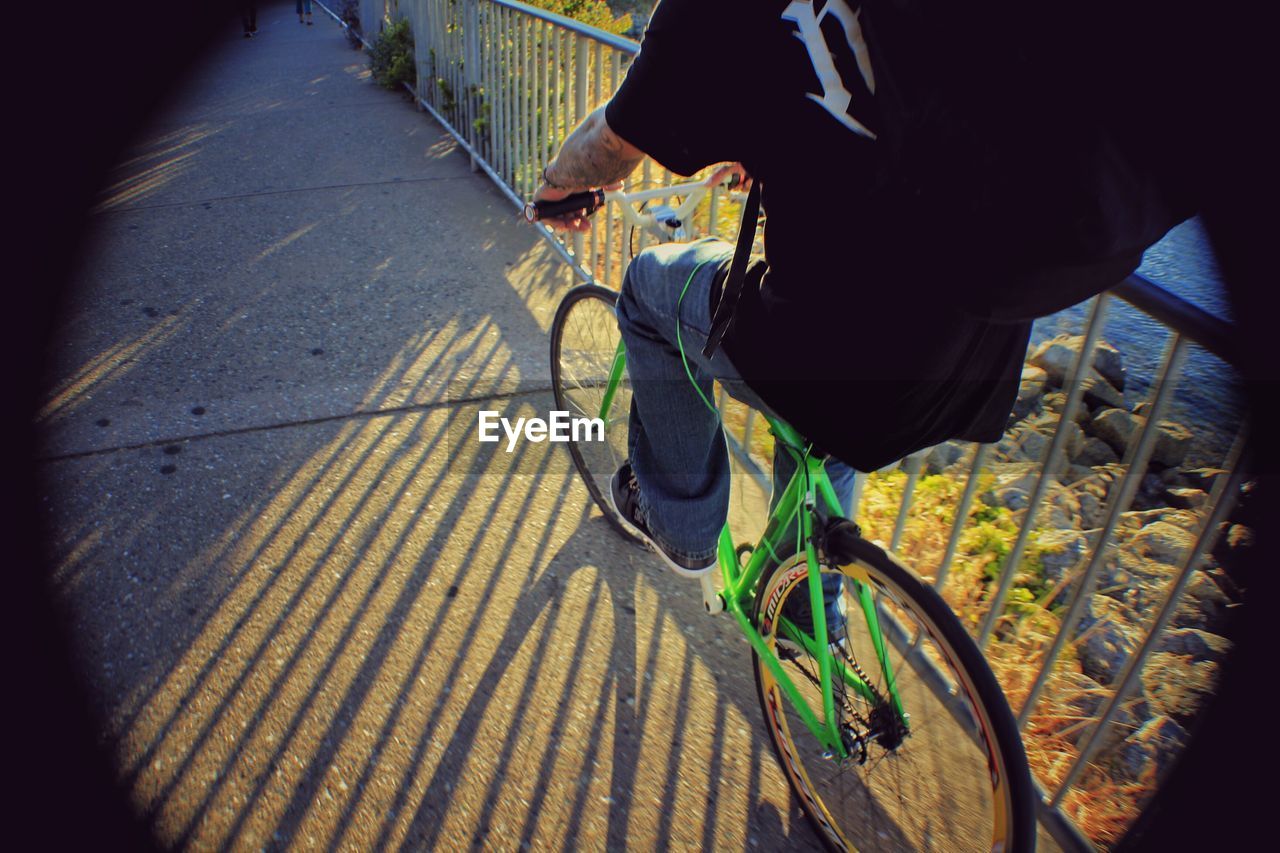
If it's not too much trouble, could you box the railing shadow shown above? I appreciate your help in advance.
[37,6,1002,850]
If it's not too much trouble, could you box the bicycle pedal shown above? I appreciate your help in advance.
[700,572,724,614]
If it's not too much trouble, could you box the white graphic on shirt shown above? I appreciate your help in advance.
[781,0,877,139]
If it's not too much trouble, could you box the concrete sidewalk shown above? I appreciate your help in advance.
[36,4,816,849]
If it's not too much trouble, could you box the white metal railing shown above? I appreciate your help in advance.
[347,0,747,288]
[321,2,1249,849]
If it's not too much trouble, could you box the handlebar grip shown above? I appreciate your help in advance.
[523,190,605,223]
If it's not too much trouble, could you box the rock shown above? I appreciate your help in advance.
[925,441,966,475]
[1095,463,1127,488]
[984,462,1083,520]
[1028,336,1079,385]
[1152,421,1193,469]
[1183,571,1231,628]
[993,487,1030,512]
[1012,366,1049,420]
[1042,485,1082,530]
[1088,408,1143,455]
[1077,595,1141,685]
[1226,524,1253,550]
[990,462,1040,495]
[1064,464,1095,485]
[1170,597,1215,630]
[1037,529,1089,585]
[1074,436,1120,467]
[1118,716,1188,783]
[1097,545,1136,587]
[1000,414,1084,473]
[1077,489,1107,528]
[1060,671,1107,720]
[1058,672,1151,747]
[1167,487,1208,510]
[1069,473,1117,529]
[1131,521,1196,565]
[1097,547,1173,611]
[1092,342,1127,392]
[1142,653,1220,727]
[1145,508,1203,533]
[1182,467,1227,492]
[1110,545,1173,583]
[1081,373,1126,409]
[997,426,1052,465]
[1159,570,1231,632]
[1048,416,1087,461]
[1132,473,1168,511]
[1117,507,1160,534]
[1030,335,1126,391]
[1043,391,1091,425]
[1158,628,1232,662]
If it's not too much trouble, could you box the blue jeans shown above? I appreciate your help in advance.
[616,237,858,565]
[296,0,312,13]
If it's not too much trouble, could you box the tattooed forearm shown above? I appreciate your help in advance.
[545,106,644,189]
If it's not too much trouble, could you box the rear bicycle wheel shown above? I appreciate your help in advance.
[550,284,642,545]
[752,526,1035,852]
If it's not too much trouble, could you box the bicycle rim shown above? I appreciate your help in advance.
[549,284,643,545]
[752,539,1034,852]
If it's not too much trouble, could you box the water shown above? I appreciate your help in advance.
[1030,217,1244,468]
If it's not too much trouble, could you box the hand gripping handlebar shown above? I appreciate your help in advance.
[522,190,606,223]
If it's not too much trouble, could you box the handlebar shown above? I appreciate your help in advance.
[523,190,605,223]
[522,171,745,224]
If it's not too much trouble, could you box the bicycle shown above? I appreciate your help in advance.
[529,176,1037,852]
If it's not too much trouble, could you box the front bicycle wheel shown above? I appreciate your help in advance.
[752,525,1035,852]
[550,284,642,545]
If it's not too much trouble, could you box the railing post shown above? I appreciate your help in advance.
[934,443,992,591]
[464,0,479,164]
[1016,333,1191,727]
[1049,429,1247,808]
[380,11,1250,850]
[848,471,865,524]
[572,35,589,264]
[978,293,1111,648]
[890,451,926,553]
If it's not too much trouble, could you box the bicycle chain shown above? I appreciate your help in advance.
[785,642,874,733]
[837,643,888,709]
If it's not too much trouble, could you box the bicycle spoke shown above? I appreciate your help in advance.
[753,553,1031,851]
[550,286,642,545]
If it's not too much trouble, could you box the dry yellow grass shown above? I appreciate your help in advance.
[855,462,1158,850]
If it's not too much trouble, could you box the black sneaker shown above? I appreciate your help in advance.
[609,461,716,578]
[778,574,847,658]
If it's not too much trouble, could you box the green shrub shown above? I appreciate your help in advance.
[1006,586,1037,615]
[523,0,631,35]
[370,19,416,91]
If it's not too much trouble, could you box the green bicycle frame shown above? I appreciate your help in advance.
[597,340,907,758]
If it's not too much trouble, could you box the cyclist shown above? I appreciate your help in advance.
[531,0,1033,586]
[532,0,1184,610]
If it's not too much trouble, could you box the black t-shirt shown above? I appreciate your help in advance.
[606,0,1033,472]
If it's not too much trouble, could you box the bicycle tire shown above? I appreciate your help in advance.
[549,284,644,546]
[752,524,1036,852]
